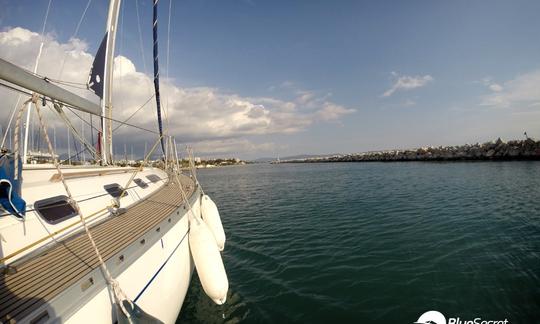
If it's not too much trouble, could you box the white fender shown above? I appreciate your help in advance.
[200,195,226,251]
[188,216,228,305]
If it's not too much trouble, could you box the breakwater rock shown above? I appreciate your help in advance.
[283,138,540,163]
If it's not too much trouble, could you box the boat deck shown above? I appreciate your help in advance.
[0,176,195,323]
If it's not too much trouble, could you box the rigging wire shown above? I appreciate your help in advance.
[44,78,88,90]
[2,63,87,90]
[116,0,126,113]
[44,103,98,164]
[1,96,21,148]
[135,0,149,76]
[66,105,159,135]
[0,81,160,136]
[134,0,155,101]
[64,107,100,134]
[1,0,53,151]
[59,146,90,165]
[41,0,53,37]
[57,0,92,80]
[112,93,155,133]
[44,77,87,87]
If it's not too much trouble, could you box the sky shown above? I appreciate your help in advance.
[0,0,539,160]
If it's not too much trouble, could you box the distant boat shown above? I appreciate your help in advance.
[271,155,281,164]
[0,0,227,322]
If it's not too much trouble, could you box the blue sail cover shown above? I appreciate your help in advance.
[153,0,165,154]
[0,154,26,218]
[88,32,108,99]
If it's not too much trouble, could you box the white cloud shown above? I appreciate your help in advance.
[382,72,433,97]
[0,27,355,156]
[316,102,355,121]
[477,77,504,93]
[480,70,540,108]
[488,83,503,92]
[296,90,315,105]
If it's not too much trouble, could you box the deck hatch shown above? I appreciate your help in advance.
[34,195,78,224]
[104,183,129,198]
[134,178,148,189]
[146,174,161,183]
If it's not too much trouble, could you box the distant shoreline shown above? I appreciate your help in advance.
[278,138,540,163]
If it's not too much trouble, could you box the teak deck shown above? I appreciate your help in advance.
[0,177,195,323]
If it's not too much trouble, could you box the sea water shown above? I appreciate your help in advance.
[177,162,540,323]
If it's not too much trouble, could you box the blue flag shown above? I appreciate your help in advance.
[88,33,108,99]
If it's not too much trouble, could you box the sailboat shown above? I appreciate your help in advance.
[0,1,228,323]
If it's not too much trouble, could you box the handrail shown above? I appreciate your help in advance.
[49,168,137,182]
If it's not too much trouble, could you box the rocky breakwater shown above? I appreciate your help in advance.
[285,138,540,163]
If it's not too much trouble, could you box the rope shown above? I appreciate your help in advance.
[32,96,132,317]
[13,97,33,179]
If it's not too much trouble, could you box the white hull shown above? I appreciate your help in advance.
[66,191,200,324]
[0,166,201,323]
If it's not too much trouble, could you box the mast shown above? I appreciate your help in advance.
[22,42,44,164]
[99,0,122,165]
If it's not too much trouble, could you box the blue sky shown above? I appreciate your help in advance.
[1,0,540,159]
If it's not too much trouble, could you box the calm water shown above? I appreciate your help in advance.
[177,162,540,323]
